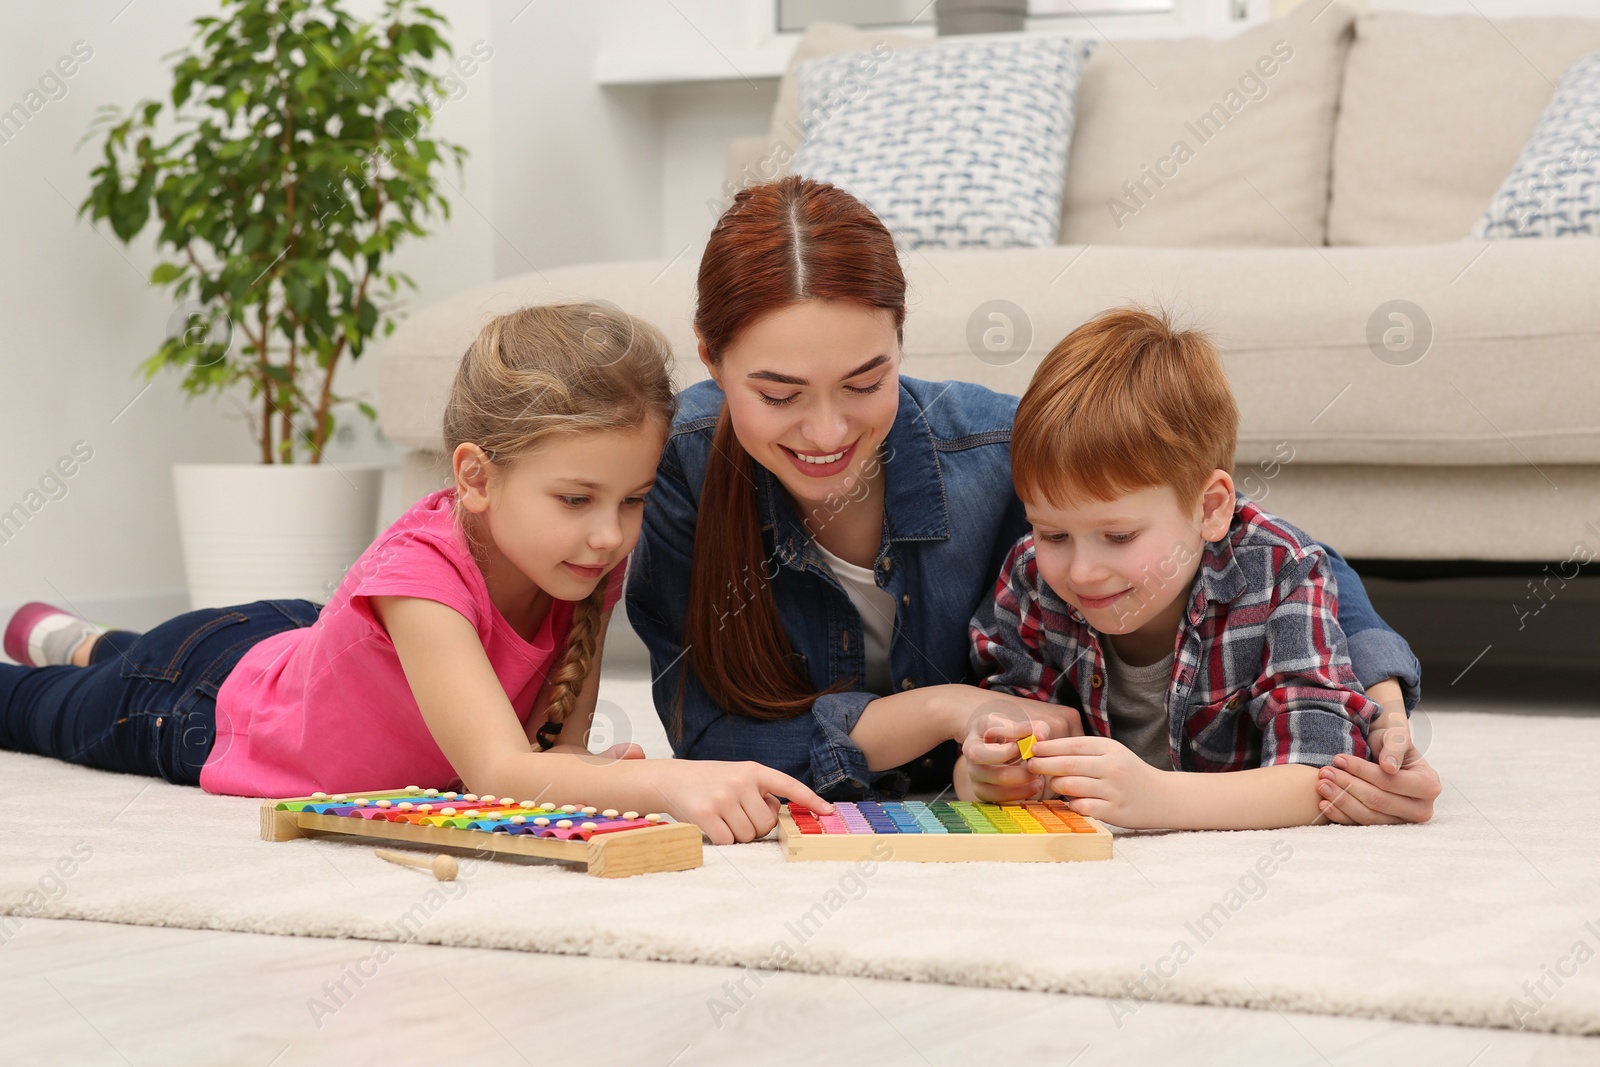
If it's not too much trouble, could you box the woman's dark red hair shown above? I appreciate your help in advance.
[684,176,906,722]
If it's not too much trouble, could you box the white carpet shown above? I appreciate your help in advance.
[3,677,1597,1037]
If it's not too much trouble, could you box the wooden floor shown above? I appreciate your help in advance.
[6,918,1595,1066]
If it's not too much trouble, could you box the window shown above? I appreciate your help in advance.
[1028,0,1177,14]
[777,0,1177,33]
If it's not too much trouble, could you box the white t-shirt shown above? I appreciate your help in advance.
[813,541,896,697]
[1102,639,1175,770]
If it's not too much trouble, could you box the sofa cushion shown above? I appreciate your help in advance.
[792,35,1093,249]
[1328,13,1600,246]
[761,23,934,190]
[1472,52,1600,239]
[1056,0,1355,247]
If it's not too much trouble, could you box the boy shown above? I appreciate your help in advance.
[960,307,1415,829]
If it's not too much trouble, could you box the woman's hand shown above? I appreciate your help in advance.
[959,701,1083,803]
[632,758,833,846]
[851,684,1081,773]
[1317,710,1441,824]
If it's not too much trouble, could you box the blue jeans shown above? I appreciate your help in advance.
[0,600,320,785]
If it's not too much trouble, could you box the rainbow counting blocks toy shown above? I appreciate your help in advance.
[778,799,1112,863]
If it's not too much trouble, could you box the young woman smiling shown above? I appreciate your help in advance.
[626,176,1440,824]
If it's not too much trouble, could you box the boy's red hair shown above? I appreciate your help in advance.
[1012,307,1239,508]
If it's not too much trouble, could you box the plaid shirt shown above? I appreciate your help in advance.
[969,497,1379,772]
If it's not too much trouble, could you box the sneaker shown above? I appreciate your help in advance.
[3,603,103,667]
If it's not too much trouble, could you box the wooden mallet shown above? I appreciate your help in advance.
[374,848,458,881]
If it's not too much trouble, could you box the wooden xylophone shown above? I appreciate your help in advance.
[778,799,1112,862]
[261,786,702,878]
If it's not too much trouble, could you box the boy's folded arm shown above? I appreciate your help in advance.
[1240,550,1384,802]
[1156,763,1324,829]
[1130,549,1386,831]
[1188,681,1371,829]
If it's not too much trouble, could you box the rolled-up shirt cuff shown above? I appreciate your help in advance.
[1261,706,1367,768]
[1347,628,1422,713]
[808,691,877,800]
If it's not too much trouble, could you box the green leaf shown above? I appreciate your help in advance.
[79,0,466,461]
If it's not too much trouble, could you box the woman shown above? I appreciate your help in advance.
[627,176,1440,823]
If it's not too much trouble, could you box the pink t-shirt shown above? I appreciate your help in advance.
[201,488,624,798]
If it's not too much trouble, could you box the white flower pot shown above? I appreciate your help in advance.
[173,463,384,609]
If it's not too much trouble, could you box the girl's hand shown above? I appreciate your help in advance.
[634,759,834,846]
[597,743,646,760]
[1027,735,1167,827]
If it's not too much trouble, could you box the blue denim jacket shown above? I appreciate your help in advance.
[626,377,1420,800]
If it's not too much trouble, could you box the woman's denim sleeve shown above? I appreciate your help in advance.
[806,691,879,798]
[1318,542,1422,712]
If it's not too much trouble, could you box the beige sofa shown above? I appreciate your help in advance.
[380,2,1600,563]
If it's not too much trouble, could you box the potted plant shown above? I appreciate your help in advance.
[82,0,466,608]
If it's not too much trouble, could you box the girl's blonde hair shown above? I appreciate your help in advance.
[442,302,676,736]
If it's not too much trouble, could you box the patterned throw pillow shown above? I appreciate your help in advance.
[1473,52,1600,238]
[792,35,1093,250]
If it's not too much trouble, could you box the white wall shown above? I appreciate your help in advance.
[0,0,493,627]
[488,3,657,275]
[485,0,776,275]
[657,80,777,255]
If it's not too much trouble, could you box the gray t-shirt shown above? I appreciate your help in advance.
[1103,640,1174,770]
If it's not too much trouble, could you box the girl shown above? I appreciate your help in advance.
[626,176,1441,824]
[0,303,829,845]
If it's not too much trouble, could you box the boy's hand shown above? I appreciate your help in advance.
[1027,735,1168,827]
[960,704,1083,803]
